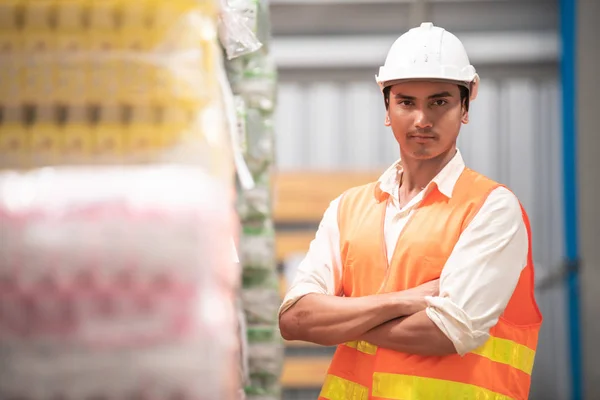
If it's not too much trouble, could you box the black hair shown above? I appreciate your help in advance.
[383,84,470,111]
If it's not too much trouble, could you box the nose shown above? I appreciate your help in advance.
[414,108,433,129]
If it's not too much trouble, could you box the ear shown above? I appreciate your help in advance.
[385,112,391,127]
[461,109,469,124]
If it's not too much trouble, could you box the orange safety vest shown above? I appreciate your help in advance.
[319,168,542,400]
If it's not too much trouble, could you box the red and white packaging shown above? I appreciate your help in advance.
[0,166,240,400]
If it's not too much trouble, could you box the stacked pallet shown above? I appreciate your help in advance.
[221,1,283,399]
[0,0,230,172]
[0,1,240,399]
[0,167,239,399]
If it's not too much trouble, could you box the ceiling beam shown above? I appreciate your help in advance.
[269,0,558,36]
[271,31,558,69]
[270,0,517,4]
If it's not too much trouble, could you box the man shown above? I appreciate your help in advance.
[278,22,542,400]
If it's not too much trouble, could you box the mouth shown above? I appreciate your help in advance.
[409,135,436,143]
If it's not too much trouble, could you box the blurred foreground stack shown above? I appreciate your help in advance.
[0,1,242,399]
[219,1,283,399]
[0,167,237,399]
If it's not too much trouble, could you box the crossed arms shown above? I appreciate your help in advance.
[279,280,455,355]
[278,188,529,356]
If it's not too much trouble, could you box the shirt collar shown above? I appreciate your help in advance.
[375,148,466,201]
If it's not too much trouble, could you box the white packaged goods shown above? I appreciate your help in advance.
[0,166,240,400]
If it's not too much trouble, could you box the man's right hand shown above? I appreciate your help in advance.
[393,278,440,316]
[410,278,440,297]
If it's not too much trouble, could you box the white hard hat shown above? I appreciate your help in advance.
[376,22,479,101]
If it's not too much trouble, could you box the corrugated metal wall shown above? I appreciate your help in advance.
[275,76,570,399]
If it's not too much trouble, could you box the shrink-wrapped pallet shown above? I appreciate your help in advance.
[217,0,281,397]
[0,166,240,400]
[0,0,230,177]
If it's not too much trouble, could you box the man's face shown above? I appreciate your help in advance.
[385,81,468,160]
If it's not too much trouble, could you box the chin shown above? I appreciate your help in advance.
[403,142,455,161]
[409,146,440,159]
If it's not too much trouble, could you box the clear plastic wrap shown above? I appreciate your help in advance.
[241,287,280,325]
[226,53,278,114]
[235,95,249,155]
[242,259,278,290]
[239,220,277,291]
[226,57,277,180]
[237,173,272,222]
[245,108,275,176]
[240,223,275,268]
[254,0,273,54]
[218,64,255,191]
[246,325,280,344]
[222,1,282,397]
[245,341,284,397]
[0,166,240,400]
[236,295,250,399]
[0,0,232,176]
[218,0,263,60]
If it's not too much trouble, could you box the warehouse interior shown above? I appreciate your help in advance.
[271,0,599,399]
[0,0,598,399]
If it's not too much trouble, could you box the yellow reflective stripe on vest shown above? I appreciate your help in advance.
[320,374,369,400]
[471,336,536,375]
[345,340,378,355]
[372,373,512,400]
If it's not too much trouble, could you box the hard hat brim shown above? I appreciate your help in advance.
[376,74,480,101]
[379,77,470,90]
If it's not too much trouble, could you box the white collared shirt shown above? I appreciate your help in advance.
[279,149,529,355]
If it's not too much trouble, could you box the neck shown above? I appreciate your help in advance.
[399,147,457,194]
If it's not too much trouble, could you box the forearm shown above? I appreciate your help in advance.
[279,292,416,346]
[360,310,457,356]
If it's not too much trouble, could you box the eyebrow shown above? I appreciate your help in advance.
[394,91,454,100]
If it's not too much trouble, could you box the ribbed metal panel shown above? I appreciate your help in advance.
[275,76,568,399]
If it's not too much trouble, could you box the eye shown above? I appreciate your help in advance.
[432,99,448,107]
[397,100,414,107]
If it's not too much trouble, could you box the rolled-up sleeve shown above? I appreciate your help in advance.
[425,187,529,356]
[278,196,344,316]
